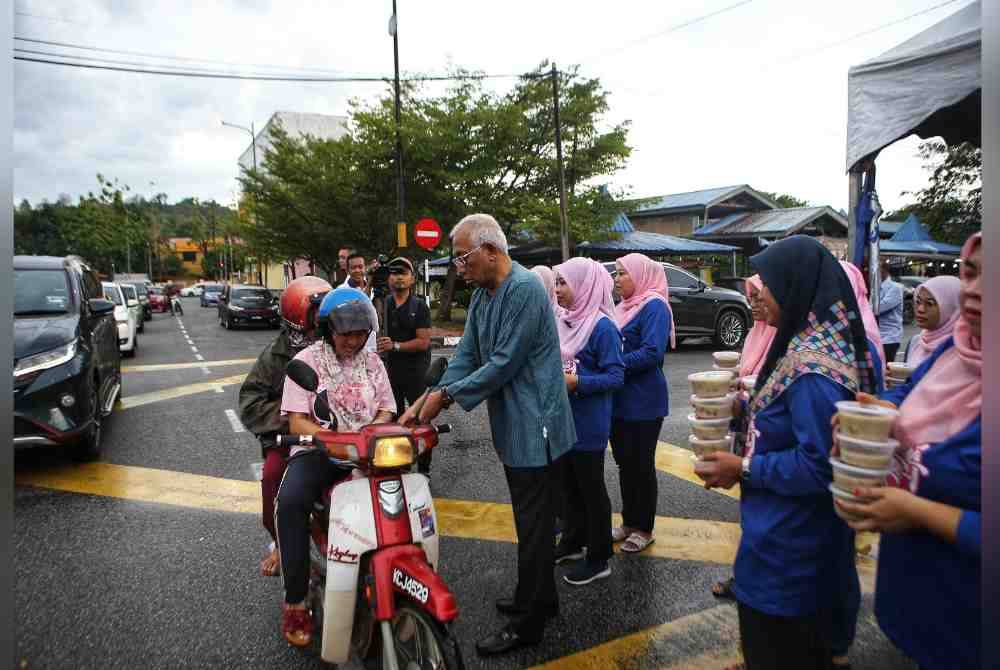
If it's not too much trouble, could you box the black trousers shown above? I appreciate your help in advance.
[883,342,900,363]
[609,417,663,534]
[274,449,352,604]
[738,602,833,670]
[559,449,612,564]
[503,455,562,640]
[388,365,431,472]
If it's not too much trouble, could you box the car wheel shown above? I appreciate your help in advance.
[71,378,103,462]
[714,309,747,350]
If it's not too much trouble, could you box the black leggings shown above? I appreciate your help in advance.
[738,601,833,670]
[609,417,663,534]
[274,449,352,604]
[560,449,612,564]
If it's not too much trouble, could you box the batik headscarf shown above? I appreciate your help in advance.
[749,236,877,415]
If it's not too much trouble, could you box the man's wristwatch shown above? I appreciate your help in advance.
[437,386,454,409]
[741,456,752,483]
[393,342,400,352]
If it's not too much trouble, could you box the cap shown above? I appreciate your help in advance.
[387,257,414,273]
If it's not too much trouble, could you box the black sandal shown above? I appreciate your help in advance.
[711,576,736,600]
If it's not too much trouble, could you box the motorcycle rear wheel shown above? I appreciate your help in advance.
[376,602,460,670]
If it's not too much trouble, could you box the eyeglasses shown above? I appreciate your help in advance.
[452,245,483,268]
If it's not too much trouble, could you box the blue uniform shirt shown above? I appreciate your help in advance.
[569,317,625,451]
[612,300,670,421]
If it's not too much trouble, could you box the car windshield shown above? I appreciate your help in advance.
[122,285,137,301]
[15,269,72,315]
[204,286,223,294]
[148,287,164,295]
[232,288,271,302]
[102,284,123,305]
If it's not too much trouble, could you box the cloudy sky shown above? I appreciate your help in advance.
[13,0,975,215]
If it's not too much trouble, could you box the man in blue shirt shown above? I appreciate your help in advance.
[877,262,904,362]
[401,213,575,657]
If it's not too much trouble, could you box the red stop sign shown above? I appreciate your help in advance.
[413,218,442,250]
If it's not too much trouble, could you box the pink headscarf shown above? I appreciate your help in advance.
[613,253,675,348]
[553,258,616,371]
[840,261,885,366]
[894,232,981,452]
[905,275,962,367]
[738,275,777,377]
[531,265,563,316]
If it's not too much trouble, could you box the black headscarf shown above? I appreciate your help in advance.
[749,235,877,400]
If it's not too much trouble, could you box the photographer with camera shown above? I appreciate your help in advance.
[375,257,434,473]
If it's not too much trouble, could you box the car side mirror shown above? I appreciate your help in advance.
[89,298,116,315]
[696,281,707,292]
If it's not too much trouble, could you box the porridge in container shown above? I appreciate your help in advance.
[691,393,735,420]
[835,401,898,442]
[688,371,735,398]
[688,414,730,440]
[712,351,741,369]
[688,434,732,459]
[829,483,874,522]
[887,362,916,380]
[837,432,898,470]
[829,456,889,491]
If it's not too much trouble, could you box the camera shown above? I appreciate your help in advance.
[369,254,391,298]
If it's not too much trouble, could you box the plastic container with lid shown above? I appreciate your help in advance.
[835,401,899,443]
[837,431,898,470]
[712,351,741,369]
[829,483,874,522]
[691,393,736,419]
[688,371,736,398]
[689,433,733,459]
[688,414,731,440]
[887,362,916,380]
[829,456,890,491]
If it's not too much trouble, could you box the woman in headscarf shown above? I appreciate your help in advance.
[531,265,563,317]
[696,236,877,670]
[836,232,981,670]
[551,257,624,585]
[841,260,887,377]
[710,274,776,601]
[610,253,673,554]
[903,275,962,367]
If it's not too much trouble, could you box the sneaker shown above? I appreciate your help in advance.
[564,561,611,586]
[553,542,586,565]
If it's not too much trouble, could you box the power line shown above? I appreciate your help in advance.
[13,54,535,83]
[592,0,755,60]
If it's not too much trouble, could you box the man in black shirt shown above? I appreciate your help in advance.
[376,257,434,473]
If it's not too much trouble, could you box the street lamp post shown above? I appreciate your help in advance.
[222,119,259,284]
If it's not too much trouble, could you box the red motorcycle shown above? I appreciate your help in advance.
[279,358,464,669]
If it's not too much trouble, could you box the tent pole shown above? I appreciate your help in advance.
[847,168,863,269]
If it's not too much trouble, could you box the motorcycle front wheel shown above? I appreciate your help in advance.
[376,602,460,670]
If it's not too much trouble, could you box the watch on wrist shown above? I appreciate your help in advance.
[438,386,454,408]
[393,342,400,352]
[741,456,751,483]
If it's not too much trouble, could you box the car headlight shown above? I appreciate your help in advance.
[229,305,244,312]
[14,340,77,378]
[372,436,414,468]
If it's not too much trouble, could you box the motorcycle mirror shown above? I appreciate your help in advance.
[286,359,320,392]
[425,357,448,388]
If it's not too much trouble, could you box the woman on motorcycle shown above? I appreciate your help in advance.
[276,287,397,647]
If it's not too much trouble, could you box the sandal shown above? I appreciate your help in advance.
[620,532,655,553]
[711,576,736,600]
[611,526,633,543]
[260,544,281,577]
[282,604,313,647]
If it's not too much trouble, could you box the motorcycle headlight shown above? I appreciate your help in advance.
[372,436,414,468]
[14,340,77,378]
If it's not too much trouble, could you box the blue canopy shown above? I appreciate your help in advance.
[879,214,962,257]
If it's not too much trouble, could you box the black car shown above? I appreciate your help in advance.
[218,284,280,329]
[14,255,122,460]
[603,261,751,349]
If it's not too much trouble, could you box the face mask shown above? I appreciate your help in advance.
[286,326,315,352]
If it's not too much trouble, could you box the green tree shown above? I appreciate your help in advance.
[894,140,981,245]
[760,191,809,208]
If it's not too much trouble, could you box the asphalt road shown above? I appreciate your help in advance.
[14,299,920,669]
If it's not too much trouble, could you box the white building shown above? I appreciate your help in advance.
[237,111,350,174]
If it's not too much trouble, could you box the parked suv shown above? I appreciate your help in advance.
[218,284,280,329]
[14,256,122,460]
[603,261,751,349]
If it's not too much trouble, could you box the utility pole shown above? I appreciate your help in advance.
[390,0,405,226]
[551,63,571,262]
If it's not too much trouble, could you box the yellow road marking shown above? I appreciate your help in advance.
[14,461,875,589]
[118,373,247,410]
[532,604,742,670]
[122,358,256,373]
[656,441,741,500]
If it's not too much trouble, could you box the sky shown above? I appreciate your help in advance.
[12,0,977,216]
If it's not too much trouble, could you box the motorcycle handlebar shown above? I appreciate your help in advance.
[276,434,314,448]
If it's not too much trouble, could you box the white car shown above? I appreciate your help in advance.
[102,282,139,357]
[180,285,204,297]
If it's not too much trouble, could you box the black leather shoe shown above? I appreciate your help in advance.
[475,627,541,656]
[495,597,559,619]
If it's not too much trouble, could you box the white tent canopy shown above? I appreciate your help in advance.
[846,0,981,171]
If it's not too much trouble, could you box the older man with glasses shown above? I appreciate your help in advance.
[400,213,575,657]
